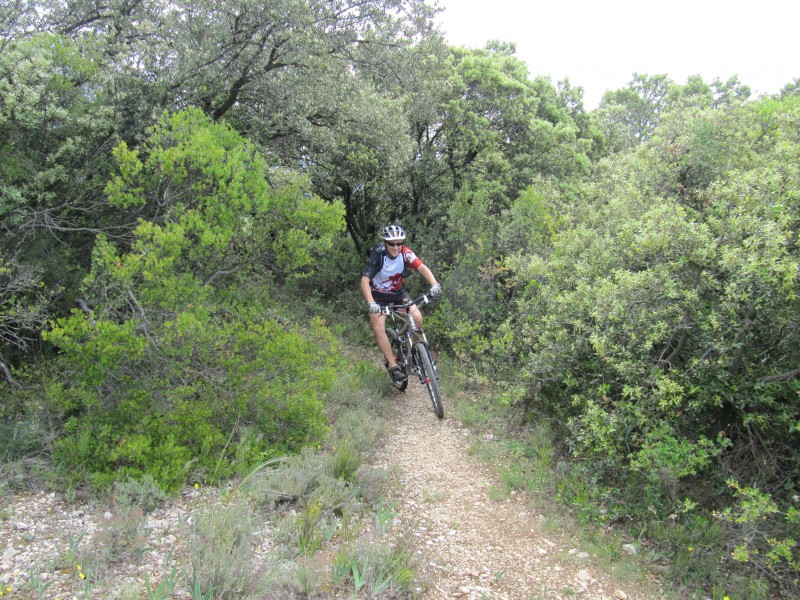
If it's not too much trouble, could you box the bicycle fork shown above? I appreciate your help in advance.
[407,336,438,383]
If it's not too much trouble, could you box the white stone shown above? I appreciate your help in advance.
[622,543,637,555]
[1,548,17,561]
[613,591,629,600]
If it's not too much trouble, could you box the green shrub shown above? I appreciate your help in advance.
[330,441,362,484]
[31,109,345,494]
[41,306,338,493]
[0,401,51,492]
[331,539,416,596]
[188,500,277,599]
[113,474,168,514]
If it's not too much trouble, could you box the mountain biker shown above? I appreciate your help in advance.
[360,225,441,384]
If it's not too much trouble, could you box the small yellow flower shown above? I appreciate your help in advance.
[76,564,82,571]
[79,573,86,580]
[688,546,694,552]
[723,596,730,600]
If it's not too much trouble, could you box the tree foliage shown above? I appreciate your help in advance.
[489,93,800,593]
[37,109,344,491]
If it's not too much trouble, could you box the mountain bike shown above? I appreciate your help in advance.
[382,295,444,419]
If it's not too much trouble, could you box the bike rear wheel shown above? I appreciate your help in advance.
[387,329,409,391]
[415,341,443,418]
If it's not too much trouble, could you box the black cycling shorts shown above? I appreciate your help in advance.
[372,287,412,307]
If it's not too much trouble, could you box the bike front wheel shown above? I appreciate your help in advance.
[415,341,443,418]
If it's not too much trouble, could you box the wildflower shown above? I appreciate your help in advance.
[194,483,199,489]
[688,546,694,552]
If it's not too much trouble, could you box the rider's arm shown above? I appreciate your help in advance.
[417,264,438,288]
[360,275,375,303]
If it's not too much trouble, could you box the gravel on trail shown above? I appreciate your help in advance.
[374,378,666,600]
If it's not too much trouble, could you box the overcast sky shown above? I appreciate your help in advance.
[433,0,799,108]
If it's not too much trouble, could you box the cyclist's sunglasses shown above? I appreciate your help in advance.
[385,241,403,247]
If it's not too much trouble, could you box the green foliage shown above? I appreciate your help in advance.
[0,31,117,365]
[0,254,49,359]
[596,73,674,150]
[293,499,330,555]
[713,481,800,594]
[114,474,168,514]
[105,108,345,282]
[43,303,338,492]
[35,110,345,493]
[331,441,362,484]
[649,515,730,592]
[331,539,416,596]
[473,92,800,595]
[188,500,276,599]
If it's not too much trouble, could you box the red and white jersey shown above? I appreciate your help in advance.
[362,245,423,293]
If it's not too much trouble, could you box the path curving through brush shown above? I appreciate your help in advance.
[372,379,665,600]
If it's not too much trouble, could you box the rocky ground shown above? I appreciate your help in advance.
[1,379,668,599]
[373,381,667,600]
[0,485,239,599]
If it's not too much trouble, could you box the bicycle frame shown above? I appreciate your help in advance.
[380,294,443,418]
[381,295,431,375]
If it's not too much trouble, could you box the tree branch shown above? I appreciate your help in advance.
[202,250,274,286]
[728,305,756,376]
[760,369,800,384]
[75,298,96,326]
[0,357,22,389]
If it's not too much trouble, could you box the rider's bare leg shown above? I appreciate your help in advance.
[370,313,397,368]
[408,305,423,341]
[409,305,423,329]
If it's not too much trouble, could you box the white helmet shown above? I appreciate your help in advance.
[381,224,405,241]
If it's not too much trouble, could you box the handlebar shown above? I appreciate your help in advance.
[380,294,431,315]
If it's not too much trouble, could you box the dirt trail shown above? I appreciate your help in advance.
[374,380,666,600]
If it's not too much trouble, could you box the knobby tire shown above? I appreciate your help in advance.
[415,341,444,418]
